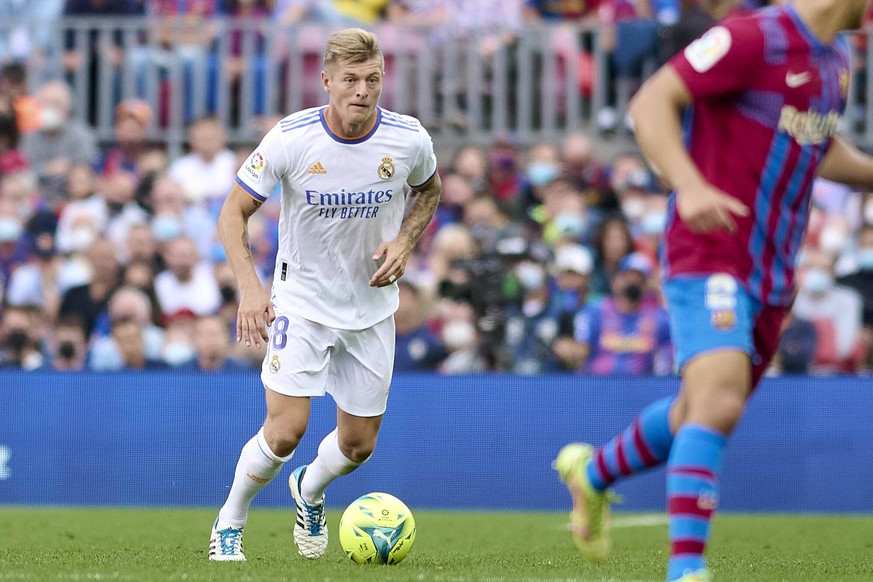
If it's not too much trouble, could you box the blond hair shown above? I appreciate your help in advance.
[323,28,383,73]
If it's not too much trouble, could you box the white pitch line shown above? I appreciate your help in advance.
[558,514,668,531]
[612,514,668,528]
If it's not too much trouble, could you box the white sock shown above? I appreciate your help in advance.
[217,427,293,529]
[300,428,364,504]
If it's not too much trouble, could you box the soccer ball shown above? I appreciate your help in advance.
[338,492,416,565]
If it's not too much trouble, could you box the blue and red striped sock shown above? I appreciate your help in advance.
[665,424,726,581]
[586,396,675,491]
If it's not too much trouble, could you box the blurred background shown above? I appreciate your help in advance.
[0,0,871,377]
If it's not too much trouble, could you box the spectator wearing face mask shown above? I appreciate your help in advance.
[634,193,669,262]
[160,313,198,368]
[20,80,97,199]
[437,300,487,374]
[561,252,672,375]
[519,141,564,220]
[503,257,566,374]
[148,176,216,260]
[793,248,865,373]
[54,170,148,255]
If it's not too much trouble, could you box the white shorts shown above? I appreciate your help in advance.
[260,309,395,417]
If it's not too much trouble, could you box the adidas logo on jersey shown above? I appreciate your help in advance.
[307,161,327,174]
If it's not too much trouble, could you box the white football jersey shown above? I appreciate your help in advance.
[235,106,438,330]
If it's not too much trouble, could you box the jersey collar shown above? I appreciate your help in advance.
[319,106,381,144]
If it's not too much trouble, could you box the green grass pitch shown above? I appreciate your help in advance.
[2,507,872,581]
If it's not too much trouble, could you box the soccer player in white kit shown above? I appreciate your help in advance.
[208,28,441,561]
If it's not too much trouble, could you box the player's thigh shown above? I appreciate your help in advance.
[663,274,758,375]
[264,389,311,450]
[327,315,395,418]
[664,275,758,427]
[261,310,333,398]
[682,350,751,413]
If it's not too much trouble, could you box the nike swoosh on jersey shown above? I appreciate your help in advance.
[785,71,812,88]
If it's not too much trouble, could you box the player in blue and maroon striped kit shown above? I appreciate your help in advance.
[554,1,873,581]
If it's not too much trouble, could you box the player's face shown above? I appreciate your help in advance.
[323,58,383,128]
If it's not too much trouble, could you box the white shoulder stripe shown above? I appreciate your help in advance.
[279,107,324,126]
[380,109,419,127]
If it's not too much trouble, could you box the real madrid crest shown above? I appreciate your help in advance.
[269,355,281,374]
[378,155,395,180]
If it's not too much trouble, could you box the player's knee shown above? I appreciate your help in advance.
[687,387,746,434]
[263,418,307,458]
[710,392,745,431]
[338,436,376,464]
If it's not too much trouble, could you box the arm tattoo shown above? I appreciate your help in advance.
[239,199,261,263]
[399,183,440,247]
[246,200,263,217]
[240,229,254,264]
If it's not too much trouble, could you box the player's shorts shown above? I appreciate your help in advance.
[260,309,395,417]
[662,274,787,389]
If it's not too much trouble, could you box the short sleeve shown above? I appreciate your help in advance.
[234,125,288,202]
[670,19,765,98]
[407,125,438,189]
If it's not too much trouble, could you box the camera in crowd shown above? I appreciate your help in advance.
[438,228,549,366]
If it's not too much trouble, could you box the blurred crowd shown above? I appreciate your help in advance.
[0,0,871,375]
[2,1,851,132]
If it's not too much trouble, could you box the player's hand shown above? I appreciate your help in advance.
[676,182,749,234]
[370,239,413,287]
[552,337,588,370]
[236,284,275,348]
